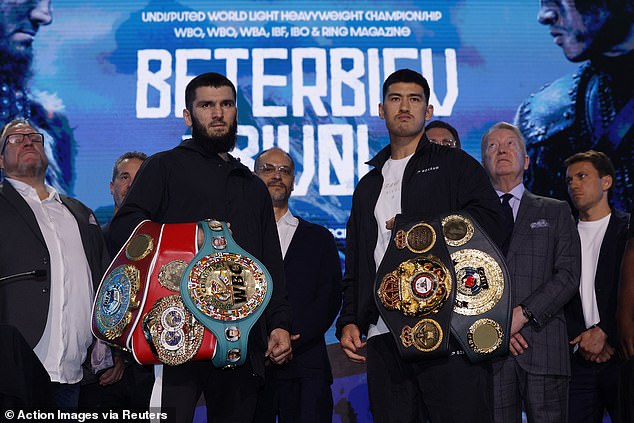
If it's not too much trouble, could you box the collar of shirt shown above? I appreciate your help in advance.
[277,209,299,229]
[495,183,524,219]
[6,177,61,203]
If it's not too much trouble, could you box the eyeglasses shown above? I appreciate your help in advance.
[1,132,44,154]
[429,138,456,148]
[256,163,292,176]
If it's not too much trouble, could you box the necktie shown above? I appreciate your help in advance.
[500,193,514,255]
[500,193,514,225]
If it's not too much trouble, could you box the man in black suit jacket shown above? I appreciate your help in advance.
[253,147,342,423]
[564,150,629,423]
[482,122,581,423]
[0,118,110,410]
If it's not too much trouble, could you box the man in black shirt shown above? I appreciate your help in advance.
[109,72,292,423]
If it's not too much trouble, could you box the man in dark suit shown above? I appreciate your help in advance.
[0,118,110,410]
[618,206,634,422]
[564,150,629,423]
[481,121,581,423]
[253,147,342,423]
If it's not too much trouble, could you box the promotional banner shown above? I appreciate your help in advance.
[3,1,631,421]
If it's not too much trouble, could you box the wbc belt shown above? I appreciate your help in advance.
[375,215,456,360]
[92,221,216,365]
[180,220,272,369]
[441,212,511,363]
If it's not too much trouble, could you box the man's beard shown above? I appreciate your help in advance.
[0,39,33,88]
[191,115,238,155]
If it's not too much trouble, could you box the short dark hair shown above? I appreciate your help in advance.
[112,151,148,182]
[253,147,295,173]
[425,120,462,149]
[382,69,431,104]
[185,72,237,112]
[1,118,34,154]
[564,150,615,182]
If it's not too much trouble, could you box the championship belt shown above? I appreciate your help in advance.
[374,215,456,360]
[180,220,273,369]
[92,221,217,365]
[440,212,511,362]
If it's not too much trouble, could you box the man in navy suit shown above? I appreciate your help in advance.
[0,118,111,410]
[564,150,629,422]
[253,147,342,423]
[481,121,581,423]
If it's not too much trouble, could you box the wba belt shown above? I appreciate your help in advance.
[374,212,511,363]
[180,220,273,369]
[375,215,456,360]
[92,221,216,365]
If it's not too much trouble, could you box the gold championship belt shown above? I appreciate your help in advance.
[180,220,272,369]
[92,221,217,365]
[441,213,511,362]
[374,213,511,363]
[375,216,456,360]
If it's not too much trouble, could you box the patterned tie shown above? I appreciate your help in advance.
[500,193,514,255]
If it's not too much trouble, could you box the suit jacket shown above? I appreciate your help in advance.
[502,190,581,376]
[565,209,630,351]
[272,218,342,380]
[0,181,109,348]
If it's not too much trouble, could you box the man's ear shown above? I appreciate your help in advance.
[378,103,385,120]
[183,109,192,127]
[601,174,613,191]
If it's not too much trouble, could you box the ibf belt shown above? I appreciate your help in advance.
[180,220,272,369]
[440,213,511,362]
[92,221,162,350]
[375,216,456,360]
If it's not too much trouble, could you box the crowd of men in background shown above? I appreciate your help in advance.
[0,68,633,423]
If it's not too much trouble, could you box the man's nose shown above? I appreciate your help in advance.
[31,0,53,26]
[537,3,558,25]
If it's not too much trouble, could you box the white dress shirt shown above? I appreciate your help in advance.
[276,209,299,259]
[7,178,94,384]
[495,183,525,221]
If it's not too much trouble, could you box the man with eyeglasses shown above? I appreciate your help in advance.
[481,121,580,423]
[425,120,461,149]
[0,118,111,410]
[252,147,342,423]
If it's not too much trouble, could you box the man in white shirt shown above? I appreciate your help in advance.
[337,69,509,423]
[564,150,629,423]
[253,147,342,423]
[0,118,110,410]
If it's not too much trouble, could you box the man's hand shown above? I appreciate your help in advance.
[385,217,396,230]
[508,306,529,356]
[591,343,614,364]
[98,354,125,386]
[265,328,294,365]
[340,323,367,363]
[570,326,609,361]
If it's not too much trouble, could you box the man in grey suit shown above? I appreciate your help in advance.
[481,122,581,423]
